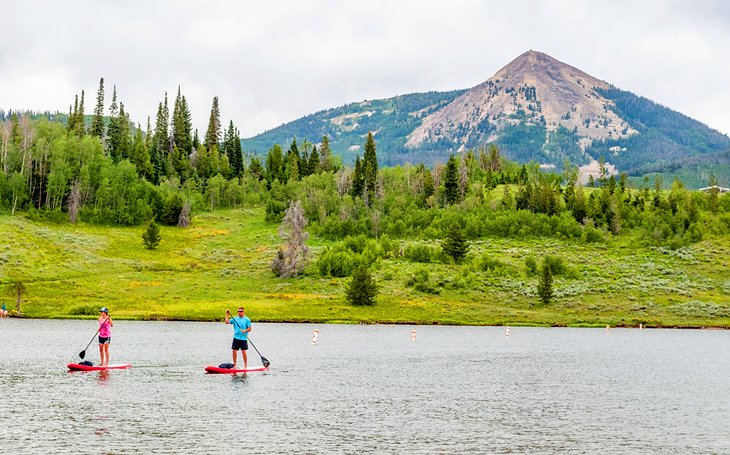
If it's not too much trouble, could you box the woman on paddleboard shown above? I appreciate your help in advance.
[225,307,251,369]
[98,307,113,366]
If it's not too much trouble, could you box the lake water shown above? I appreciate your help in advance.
[0,319,728,454]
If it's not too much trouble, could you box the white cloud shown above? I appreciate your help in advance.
[1,0,728,137]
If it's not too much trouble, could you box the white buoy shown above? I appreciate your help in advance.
[311,329,319,345]
[411,329,416,341]
[639,323,643,330]
[605,324,610,333]
[505,327,511,337]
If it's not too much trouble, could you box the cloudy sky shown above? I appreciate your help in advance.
[2,0,729,138]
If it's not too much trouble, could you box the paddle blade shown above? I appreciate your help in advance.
[262,357,270,368]
[79,350,86,359]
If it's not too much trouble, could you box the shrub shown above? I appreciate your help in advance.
[404,244,436,263]
[317,247,360,277]
[345,266,378,306]
[405,268,439,294]
[525,256,538,276]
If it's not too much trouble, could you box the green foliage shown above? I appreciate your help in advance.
[404,244,436,263]
[142,220,162,250]
[405,268,439,294]
[441,223,469,263]
[524,256,538,276]
[536,257,554,305]
[160,194,183,226]
[345,266,378,306]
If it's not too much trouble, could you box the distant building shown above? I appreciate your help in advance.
[699,185,729,193]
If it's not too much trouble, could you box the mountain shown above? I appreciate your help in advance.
[242,50,730,184]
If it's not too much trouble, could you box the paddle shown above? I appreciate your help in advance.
[229,316,270,367]
[79,318,108,359]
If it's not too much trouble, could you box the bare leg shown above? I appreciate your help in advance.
[104,343,110,366]
[231,350,237,369]
[99,344,104,365]
[243,350,248,368]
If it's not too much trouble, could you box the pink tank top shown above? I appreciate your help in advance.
[99,317,111,337]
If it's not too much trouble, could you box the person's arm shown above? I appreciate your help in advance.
[108,317,113,328]
[241,320,252,334]
[225,309,231,324]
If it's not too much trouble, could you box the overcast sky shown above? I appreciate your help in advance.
[2,0,729,138]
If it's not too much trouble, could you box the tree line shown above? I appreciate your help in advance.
[1,80,728,257]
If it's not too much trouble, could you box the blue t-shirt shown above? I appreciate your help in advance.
[230,316,251,340]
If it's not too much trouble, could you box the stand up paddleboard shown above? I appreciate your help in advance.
[67,363,132,372]
[205,365,269,374]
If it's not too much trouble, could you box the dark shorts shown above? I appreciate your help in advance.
[231,339,248,351]
[99,336,111,345]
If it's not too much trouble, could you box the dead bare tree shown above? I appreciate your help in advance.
[271,200,311,278]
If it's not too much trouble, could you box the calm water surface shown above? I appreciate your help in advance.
[0,319,728,454]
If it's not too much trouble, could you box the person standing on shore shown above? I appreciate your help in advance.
[1,303,7,318]
[225,307,251,369]
[98,307,113,366]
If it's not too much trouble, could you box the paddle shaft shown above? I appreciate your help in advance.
[229,315,269,367]
[79,318,109,359]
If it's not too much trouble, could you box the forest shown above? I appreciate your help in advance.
[1,79,729,248]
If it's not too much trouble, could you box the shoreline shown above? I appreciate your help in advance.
[4,315,728,329]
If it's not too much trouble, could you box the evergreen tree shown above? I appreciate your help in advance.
[443,154,459,205]
[107,86,122,160]
[223,120,243,176]
[537,257,554,305]
[204,96,221,151]
[441,223,469,263]
[171,87,192,176]
[308,145,320,174]
[363,132,378,201]
[319,135,333,172]
[345,266,378,306]
[142,219,162,250]
[285,138,300,181]
[90,78,105,139]
[422,167,435,204]
[74,90,85,137]
[351,156,364,198]
[265,144,284,183]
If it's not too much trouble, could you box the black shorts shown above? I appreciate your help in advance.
[231,339,248,351]
[99,336,111,345]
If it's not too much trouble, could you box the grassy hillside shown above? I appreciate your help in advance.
[1,208,728,327]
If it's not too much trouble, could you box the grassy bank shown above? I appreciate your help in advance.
[1,208,729,327]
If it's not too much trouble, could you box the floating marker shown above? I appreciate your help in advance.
[605,324,610,333]
[505,327,511,337]
[311,329,319,345]
[411,329,416,341]
[639,323,643,330]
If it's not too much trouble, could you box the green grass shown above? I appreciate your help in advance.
[1,208,729,327]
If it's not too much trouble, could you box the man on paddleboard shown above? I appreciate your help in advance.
[98,307,113,366]
[225,307,251,369]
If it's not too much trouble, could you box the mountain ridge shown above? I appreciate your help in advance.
[241,50,730,185]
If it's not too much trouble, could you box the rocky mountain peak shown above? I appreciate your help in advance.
[406,50,636,149]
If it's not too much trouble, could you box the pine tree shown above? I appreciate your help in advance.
[204,96,221,151]
[171,87,192,175]
[345,266,378,306]
[266,144,284,183]
[441,223,469,263]
[351,156,364,198]
[142,219,162,250]
[107,86,121,160]
[537,257,554,305]
[308,145,320,174]
[89,78,105,139]
[319,135,333,172]
[363,132,378,201]
[444,155,459,205]
[285,138,300,181]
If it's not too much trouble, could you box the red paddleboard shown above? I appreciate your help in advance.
[67,363,132,371]
[205,365,269,374]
